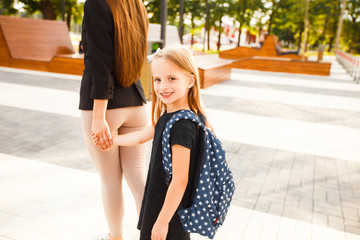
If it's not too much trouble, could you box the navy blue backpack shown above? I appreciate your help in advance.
[162,110,235,239]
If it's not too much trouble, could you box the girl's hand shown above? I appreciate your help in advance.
[91,118,113,151]
[151,220,168,240]
[90,132,99,145]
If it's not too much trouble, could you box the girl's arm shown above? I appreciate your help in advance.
[91,99,112,151]
[151,145,190,240]
[113,125,154,146]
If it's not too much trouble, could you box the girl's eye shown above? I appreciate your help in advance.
[154,78,161,82]
[169,77,176,81]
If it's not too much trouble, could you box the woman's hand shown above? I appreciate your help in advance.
[151,220,168,240]
[91,118,113,151]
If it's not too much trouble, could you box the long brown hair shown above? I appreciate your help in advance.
[151,44,205,126]
[104,0,148,87]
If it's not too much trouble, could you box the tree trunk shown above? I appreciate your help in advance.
[217,16,223,51]
[297,27,304,51]
[321,8,330,43]
[237,22,242,47]
[268,1,276,35]
[191,16,195,47]
[328,36,334,52]
[301,0,309,58]
[305,27,310,53]
[335,0,346,51]
[41,0,56,20]
[207,24,211,51]
[66,8,72,30]
[328,17,338,52]
[203,0,209,52]
[268,14,273,35]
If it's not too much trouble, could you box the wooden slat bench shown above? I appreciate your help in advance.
[195,54,235,88]
[49,54,84,75]
[0,16,82,75]
[232,56,331,76]
[219,35,303,60]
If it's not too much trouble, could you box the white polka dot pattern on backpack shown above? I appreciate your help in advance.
[162,110,235,239]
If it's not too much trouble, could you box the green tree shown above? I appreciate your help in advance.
[144,0,162,23]
[0,0,83,28]
[342,0,360,52]
[212,0,231,50]
[232,0,264,47]
[266,0,280,35]
[306,0,341,51]
[186,0,204,47]
[271,0,305,50]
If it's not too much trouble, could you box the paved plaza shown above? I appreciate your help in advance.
[0,56,360,240]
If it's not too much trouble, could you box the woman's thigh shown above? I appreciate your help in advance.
[81,105,149,181]
[81,110,123,183]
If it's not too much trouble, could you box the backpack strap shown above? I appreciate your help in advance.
[162,109,208,182]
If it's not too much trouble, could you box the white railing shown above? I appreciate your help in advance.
[336,50,360,84]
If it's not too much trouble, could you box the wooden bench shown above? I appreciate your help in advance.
[219,35,303,60]
[195,54,234,88]
[218,35,332,76]
[0,16,83,75]
[232,56,331,76]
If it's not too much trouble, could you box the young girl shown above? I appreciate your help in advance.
[93,44,210,240]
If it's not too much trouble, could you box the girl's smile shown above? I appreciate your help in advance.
[152,58,194,112]
[160,91,174,98]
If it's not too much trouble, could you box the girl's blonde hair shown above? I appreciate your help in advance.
[104,0,148,87]
[151,44,205,125]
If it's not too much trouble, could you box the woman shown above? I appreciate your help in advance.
[79,0,149,239]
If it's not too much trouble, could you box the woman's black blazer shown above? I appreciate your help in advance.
[79,0,147,110]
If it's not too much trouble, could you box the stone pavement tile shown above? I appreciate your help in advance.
[0,66,81,92]
[328,215,345,232]
[343,206,360,222]
[312,211,328,227]
[268,202,284,216]
[242,225,262,240]
[284,195,300,208]
[346,232,360,240]
[222,140,242,153]
[298,197,313,211]
[346,225,360,236]
[0,105,92,172]
[283,205,312,222]
[344,219,360,234]
[312,224,347,240]
[254,199,271,212]
[259,227,278,240]
[221,76,360,99]
[313,200,343,218]
[278,217,296,236]
[294,221,312,239]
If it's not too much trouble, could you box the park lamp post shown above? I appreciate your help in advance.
[160,0,168,47]
[179,0,184,44]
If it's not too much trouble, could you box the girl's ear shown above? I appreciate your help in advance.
[188,76,195,88]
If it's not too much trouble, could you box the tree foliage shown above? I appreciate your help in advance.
[1,0,359,53]
[0,0,83,28]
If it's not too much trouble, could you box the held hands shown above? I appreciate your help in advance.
[151,220,168,240]
[90,118,113,151]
